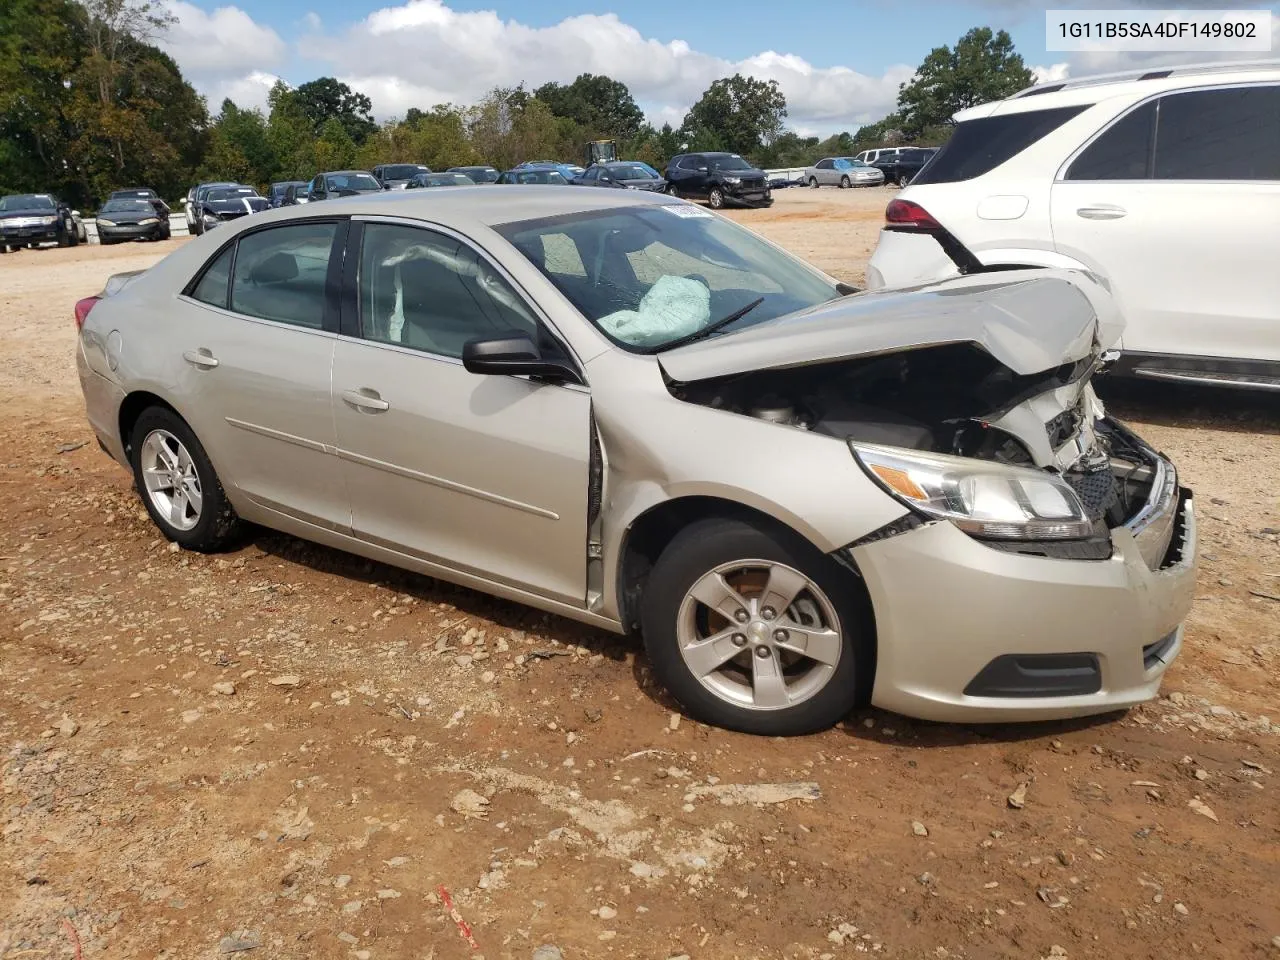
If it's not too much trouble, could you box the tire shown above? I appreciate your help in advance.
[708,186,725,210]
[808,177,818,189]
[129,407,241,552]
[160,222,171,240]
[839,175,851,189]
[58,225,72,247]
[898,173,911,187]
[666,183,680,198]
[640,516,872,736]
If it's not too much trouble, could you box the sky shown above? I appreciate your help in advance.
[156,0,1280,135]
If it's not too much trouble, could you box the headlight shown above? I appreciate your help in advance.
[97,219,116,227]
[139,217,158,224]
[724,176,742,185]
[40,215,58,225]
[202,212,217,222]
[851,442,1094,541]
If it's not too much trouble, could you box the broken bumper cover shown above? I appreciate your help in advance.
[849,470,1196,723]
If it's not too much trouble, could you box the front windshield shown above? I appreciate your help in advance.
[498,204,838,352]
[513,170,567,184]
[0,195,56,211]
[100,200,152,214]
[710,155,753,172]
[833,158,869,169]
[209,188,258,201]
[328,173,381,191]
[609,164,659,180]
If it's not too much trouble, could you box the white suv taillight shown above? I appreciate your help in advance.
[885,199,942,230]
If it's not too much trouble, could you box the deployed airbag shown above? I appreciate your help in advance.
[598,275,710,346]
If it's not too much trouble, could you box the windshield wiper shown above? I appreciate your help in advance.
[657,297,765,352]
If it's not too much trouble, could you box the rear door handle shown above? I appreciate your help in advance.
[182,349,218,369]
[342,388,390,412]
[1076,204,1127,220]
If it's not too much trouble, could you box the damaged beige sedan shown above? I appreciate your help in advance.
[74,187,1196,735]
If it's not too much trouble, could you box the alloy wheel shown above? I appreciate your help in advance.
[676,559,842,711]
[140,429,203,532]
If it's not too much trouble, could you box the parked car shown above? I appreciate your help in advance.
[853,148,901,164]
[282,184,310,207]
[664,153,772,208]
[804,157,885,189]
[570,161,667,191]
[192,185,269,235]
[496,169,570,185]
[268,181,309,208]
[307,171,384,202]
[406,172,475,188]
[72,187,1194,735]
[109,188,170,218]
[867,61,1280,388]
[96,197,169,244]
[871,147,938,186]
[373,164,432,190]
[515,161,584,181]
[0,193,83,250]
[447,165,501,184]
[185,182,237,234]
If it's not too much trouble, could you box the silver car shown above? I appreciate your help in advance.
[804,158,885,189]
[74,188,1195,735]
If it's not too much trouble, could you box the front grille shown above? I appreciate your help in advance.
[739,178,765,191]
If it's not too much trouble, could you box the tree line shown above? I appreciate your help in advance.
[1,0,1033,206]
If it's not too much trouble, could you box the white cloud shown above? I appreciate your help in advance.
[158,0,287,78]
[297,0,913,130]
[203,70,283,112]
[1030,62,1071,84]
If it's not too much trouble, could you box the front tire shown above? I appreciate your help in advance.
[839,175,851,189]
[666,183,681,199]
[641,517,872,736]
[708,186,725,209]
[129,407,241,552]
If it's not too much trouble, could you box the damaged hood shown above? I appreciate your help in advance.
[658,270,1122,383]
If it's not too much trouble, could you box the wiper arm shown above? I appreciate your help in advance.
[657,296,765,352]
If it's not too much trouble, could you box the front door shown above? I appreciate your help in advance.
[174,219,350,530]
[1051,84,1280,364]
[330,219,592,605]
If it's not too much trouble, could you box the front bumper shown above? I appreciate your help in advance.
[724,187,773,207]
[851,464,1196,722]
[99,223,163,240]
[1,224,60,243]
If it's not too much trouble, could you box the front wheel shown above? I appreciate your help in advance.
[130,407,241,551]
[641,517,872,735]
[839,175,851,189]
[666,182,681,198]
[708,186,725,209]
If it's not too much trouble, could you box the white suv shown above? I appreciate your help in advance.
[867,61,1280,389]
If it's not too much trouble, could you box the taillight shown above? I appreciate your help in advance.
[74,296,101,330]
[885,199,942,230]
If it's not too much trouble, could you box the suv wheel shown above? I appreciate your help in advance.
[666,182,681,198]
[641,517,871,735]
[130,407,241,551]
[898,173,912,187]
[708,186,725,209]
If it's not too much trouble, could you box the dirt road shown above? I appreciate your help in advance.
[2,189,1279,960]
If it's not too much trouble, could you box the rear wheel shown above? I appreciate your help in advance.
[129,407,241,551]
[898,172,912,187]
[708,186,725,209]
[641,517,872,735]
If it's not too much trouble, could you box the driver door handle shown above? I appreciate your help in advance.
[342,388,390,412]
[1076,204,1127,220]
[182,349,218,369]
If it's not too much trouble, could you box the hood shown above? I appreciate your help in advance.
[0,206,59,220]
[619,178,666,190]
[205,196,268,214]
[658,270,1122,384]
[98,208,157,223]
[331,187,381,197]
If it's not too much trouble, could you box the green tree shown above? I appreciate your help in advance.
[534,73,645,142]
[314,116,358,170]
[294,77,377,144]
[681,75,787,157]
[466,86,571,169]
[265,81,316,180]
[895,27,1032,136]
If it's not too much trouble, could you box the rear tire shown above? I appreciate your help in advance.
[808,177,818,188]
[129,407,241,552]
[641,516,872,736]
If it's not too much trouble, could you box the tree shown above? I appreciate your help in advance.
[681,75,787,157]
[895,27,1032,136]
[314,117,358,170]
[534,73,645,142]
[293,77,377,145]
[265,81,317,180]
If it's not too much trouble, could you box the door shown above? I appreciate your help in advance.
[678,156,709,198]
[815,159,835,185]
[1051,84,1280,363]
[331,219,592,604]
[308,175,327,202]
[176,219,350,530]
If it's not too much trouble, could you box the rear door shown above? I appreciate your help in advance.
[330,218,592,604]
[174,219,350,529]
[1051,84,1280,363]
[815,159,835,185]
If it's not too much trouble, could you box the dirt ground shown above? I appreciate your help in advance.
[2,188,1279,960]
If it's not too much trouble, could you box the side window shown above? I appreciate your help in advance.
[190,245,233,309]
[229,222,337,328]
[816,159,832,170]
[913,105,1089,184]
[1152,86,1280,181]
[582,167,598,181]
[358,223,540,358]
[1066,101,1155,180]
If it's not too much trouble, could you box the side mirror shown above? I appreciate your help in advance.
[72,210,81,217]
[462,332,582,384]
[697,166,708,173]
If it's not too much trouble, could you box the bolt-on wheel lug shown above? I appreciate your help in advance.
[773,629,789,642]
[734,609,749,623]
[755,646,772,659]
[761,606,776,620]
[731,633,747,647]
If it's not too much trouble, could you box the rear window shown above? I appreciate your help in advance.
[912,105,1089,184]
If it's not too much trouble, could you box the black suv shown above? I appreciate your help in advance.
[871,147,938,186]
[0,193,81,251]
[663,153,772,208]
